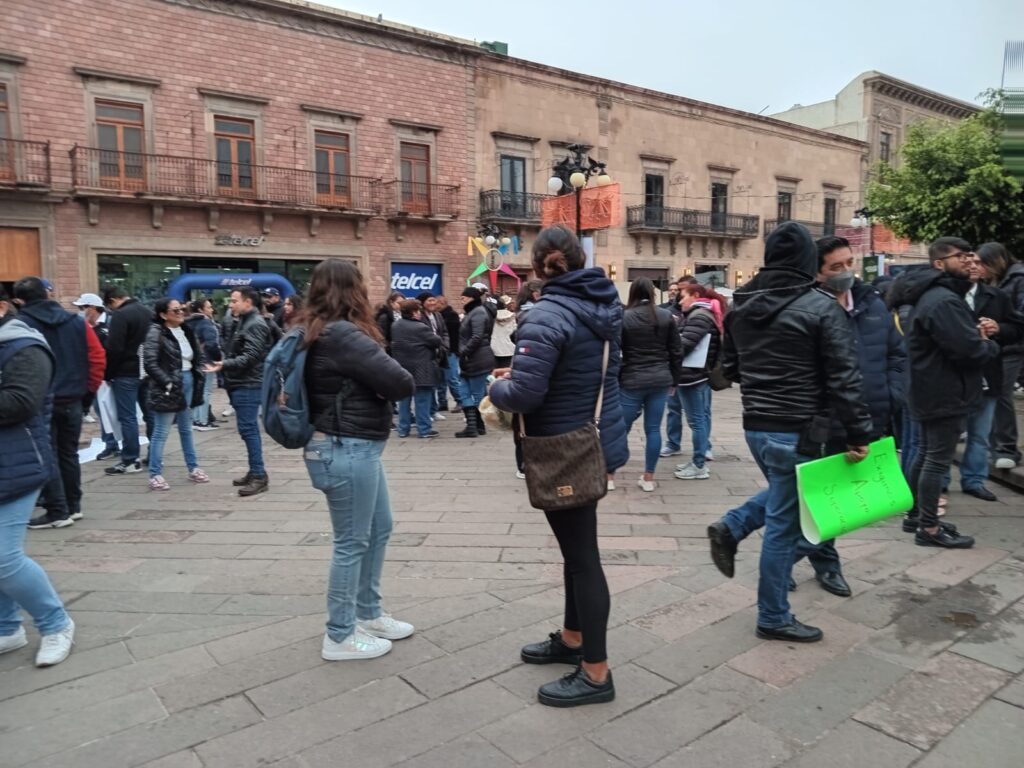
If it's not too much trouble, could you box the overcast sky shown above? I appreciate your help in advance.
[322,0,1020,114]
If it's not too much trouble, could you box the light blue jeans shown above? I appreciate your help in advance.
[191,368,215,425]
[149,373,198,477]
[398,387,436,437]
[461,373,488,408]
[0,490,70,637]
[446,353,465,406]
[304,435,392,642]
[679,383,712,468]
[664,387,684,452]
[960,396,997,490]
[619,386,669,473]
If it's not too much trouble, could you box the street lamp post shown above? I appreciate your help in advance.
[547,144,612,239]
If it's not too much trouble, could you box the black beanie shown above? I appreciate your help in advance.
[764,222,817,278]
[461,287,481,300]
[415,291,434,304]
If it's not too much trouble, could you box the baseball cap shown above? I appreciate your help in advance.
[471,282,489,292]
[73,293,104,307]
[42,279,55,293]
[261,287,281,297]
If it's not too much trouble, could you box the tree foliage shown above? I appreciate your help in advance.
[866,104,1024,255]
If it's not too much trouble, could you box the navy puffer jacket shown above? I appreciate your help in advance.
[489,268,629,473]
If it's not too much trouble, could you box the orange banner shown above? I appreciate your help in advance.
[541,183,622,231]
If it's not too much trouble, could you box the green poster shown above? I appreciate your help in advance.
[796,436,912,544]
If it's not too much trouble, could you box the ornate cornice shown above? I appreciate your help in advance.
[865,76,978,119]
[0,51,27,66]
[161,0,476,66]
[73,66,161,87]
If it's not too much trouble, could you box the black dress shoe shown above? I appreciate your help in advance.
[521,631,584,665]
[902,517,958,534]
[915,527,975,549]
[707,521,737,578]
[756,618,823,643]
[963,486,998,502]
[787,578,797,592]
[816,571,852,597]
[537,666,614,707]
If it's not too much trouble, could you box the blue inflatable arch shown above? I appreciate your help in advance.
[167,273,295,302]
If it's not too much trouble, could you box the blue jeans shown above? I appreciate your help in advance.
[722,431,810,628]
[664,388,684,451]
[461,373,488,408]
[229,386,265,477]
[899,409,919,481]
[303,435,392,642]
[95,401,119,452]
[446,353,465,406]
[960,397,997,490]
[679,383,712,468]
[112,376,142,462]
[191,369,215,425]
[149,374,199,477]
[0,490,70,637]
[398,387,436,437]
[619,386,669,473]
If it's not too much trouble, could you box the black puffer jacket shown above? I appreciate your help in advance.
[391,318,441,387]
[105,298,152,380]
[305,321,415,439]
[998,262,1024,355]
[441,306,461,356]
[221,309,270,390]
[619,302,682,390]
[459,301,496,377]
[893,267,1001,421]
[143,323,205,413]
[969,283,1024,394]
[722,222,873,443]
[677,303,721,387]
[375,306,397,351]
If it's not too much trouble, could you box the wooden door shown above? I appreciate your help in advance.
[0,227,41,281]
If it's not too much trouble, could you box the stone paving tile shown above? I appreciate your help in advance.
[0,641,134,702]
[67,530,196,544]
[854,651,1011,750]
[904,546,1010,586]
[913,699,1024,768]
[31,555,145,573]
[651,715,794,768]
[203,615,325,665]
[138,751,204,768]
[421,589,563,652]
[778,720,921,768]
[951,600,1024,673]
[521,738,630,768]
[831,574,947,629]
[69,590,231,614]
[608,579,692,626]
[994,674,1024,708]
[630,581,758,641]
[126,618,279,660]
[396,734,517,768]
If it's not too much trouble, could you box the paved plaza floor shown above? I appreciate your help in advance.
[3,389,1024,767]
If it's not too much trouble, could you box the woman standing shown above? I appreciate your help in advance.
[455,286,495,438]
[673,283,721,481]
[490,305,517,368]
[489,225,628,707]
[613,278,682,492]
[143,298,209,491]
[374,291,404,352]
[391,299,442,439]
[185,297,221,431]
[301,259,416,661]
[282,293,303,329]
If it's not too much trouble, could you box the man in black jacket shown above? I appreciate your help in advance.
[455,287,495,438]
[706,222,873,643]
[436,296,464,412]
[415,292,449,417]
[204,287,271,496]
[896,238,1001,547]
[102,285,152,475]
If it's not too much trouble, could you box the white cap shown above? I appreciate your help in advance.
[472,282,489,292]
[73,293,104,307]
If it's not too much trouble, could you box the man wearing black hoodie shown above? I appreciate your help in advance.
[891,237,1000,548]
[706,222,873,643]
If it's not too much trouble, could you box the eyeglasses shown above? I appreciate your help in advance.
[941,251,974,262]
[168,308,185,314]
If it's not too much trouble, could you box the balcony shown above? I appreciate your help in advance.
[379,180,460,219]
[0,138,51,191]
[626,205,760,238]
[479,190,545,226]
[764,219,836,238]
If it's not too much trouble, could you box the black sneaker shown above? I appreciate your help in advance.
[537,666,614,708]
[756,618,823,643]
[902,517,958,534]
[707,521,737,578]
[105,460,142,475]
[915,527,975,549]
[418,430,440,439]
[96,448,119,461]
[521,631,584,665]
[27,513,74,529]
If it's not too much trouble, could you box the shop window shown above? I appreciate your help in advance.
[314,131,350,205]
[399,142,430,213]
[214,116,256,195]
[97,254,182,306]
[96,100,145,190]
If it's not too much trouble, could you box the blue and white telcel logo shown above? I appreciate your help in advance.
[391,263,442,296]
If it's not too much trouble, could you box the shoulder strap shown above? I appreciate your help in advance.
[517,339,610,438]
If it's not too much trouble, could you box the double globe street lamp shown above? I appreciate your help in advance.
[547,143,613,238]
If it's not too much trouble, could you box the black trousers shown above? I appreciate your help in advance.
[41,400,84,519]
[544,502,609,663]
[910,415,964,529]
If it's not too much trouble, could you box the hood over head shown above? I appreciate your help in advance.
[16,300,77,329]
[541,267,622,342]
[728,222,820,325]
[0,315,50,348]
[886,265,971,308]
[765,221,817,277]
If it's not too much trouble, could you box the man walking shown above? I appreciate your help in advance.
[14,277,104,528]
[204,287,271,496]
[74,292,120,460]
[102,285,152,475]
[436,295,464,411]
[416,291,449,416]
[894,238,1001,547]
[706,223,873,643]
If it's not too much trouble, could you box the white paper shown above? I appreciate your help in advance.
[682,333,711,368]
[96,382,121,442]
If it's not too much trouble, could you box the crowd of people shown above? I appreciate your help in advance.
[1,223,1021,710]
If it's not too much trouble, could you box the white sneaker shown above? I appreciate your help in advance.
[607,479,616,491]
[515,470,526,479]
[638,477,657,492]
[995,457,1017,470]
[83,413,97,424]
[659,446,681,457]
[358,614,414,640]
[674,463,710,480]
[433,413,446,421]
[705,449,715,461]
[321,628,392,661]
[0,626,28,655]
[36,619,74,667]
[222,406,234,417]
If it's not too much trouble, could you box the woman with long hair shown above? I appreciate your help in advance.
[299,259,416,661]
[978,242,1024,469]
[282,293,303,329]
[143,297,209,491]
[489,225,628,707]
[612,278,682,492]
[374,290,404,351]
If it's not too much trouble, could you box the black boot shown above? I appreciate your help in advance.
[474,406,486,435]
[455,406,479,438]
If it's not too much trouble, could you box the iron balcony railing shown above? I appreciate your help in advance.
[69,145,381,212]
[764,219,835,238]
[626,205,760,238]
[0,138,51,188]
[380,179,460,218]
[479,189,545,223]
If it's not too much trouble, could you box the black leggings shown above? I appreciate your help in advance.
[544,502,610,663]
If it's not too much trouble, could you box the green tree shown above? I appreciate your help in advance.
[866,104,1024,254]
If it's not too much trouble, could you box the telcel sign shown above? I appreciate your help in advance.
[391,262,442,296]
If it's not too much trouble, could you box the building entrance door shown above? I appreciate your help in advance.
[0,227,41,290]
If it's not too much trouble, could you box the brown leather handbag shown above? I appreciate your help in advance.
[519,341,609,511]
